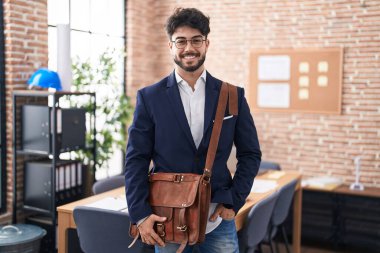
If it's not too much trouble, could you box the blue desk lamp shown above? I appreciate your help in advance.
[27,68,62,91]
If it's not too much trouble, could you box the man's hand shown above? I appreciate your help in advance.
[138,214,167,246]
[209,204,236,221]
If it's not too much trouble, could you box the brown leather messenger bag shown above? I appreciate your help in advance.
[129,82,238,253]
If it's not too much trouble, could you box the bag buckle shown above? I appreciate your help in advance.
[176,225,187,231]
[203,169,211,183]
[174,174,184,183]
[157,223,166,238]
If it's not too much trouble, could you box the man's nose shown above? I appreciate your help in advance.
[184,40,195,51]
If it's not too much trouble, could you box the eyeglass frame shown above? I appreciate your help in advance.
[171,35,207,49]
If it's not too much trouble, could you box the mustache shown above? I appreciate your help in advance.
[180,52,200,58]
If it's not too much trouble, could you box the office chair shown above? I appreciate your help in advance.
[92,175,125,194]
[238,191,279,253]
[227,145,281,175]
[74,206,153,253]
[259,161,281,174]
[266,179,298,253]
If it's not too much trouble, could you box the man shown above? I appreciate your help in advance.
[125,7,261,253]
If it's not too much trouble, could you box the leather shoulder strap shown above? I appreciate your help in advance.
[204,82,238,177]
[228,83,238,116]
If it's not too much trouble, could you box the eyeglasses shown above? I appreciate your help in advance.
[171,37,206,49]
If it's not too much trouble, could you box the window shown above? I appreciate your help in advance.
[48,0,125,74]
[0,0,6,212]
[47,0,126,179]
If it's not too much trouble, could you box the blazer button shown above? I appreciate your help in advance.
[194,157,199,162]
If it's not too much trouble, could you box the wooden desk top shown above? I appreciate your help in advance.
[335,185,380,198]
[303,184,380,198]
[57,187,125,214]
[58,171,301,214]
[58,171,301,232]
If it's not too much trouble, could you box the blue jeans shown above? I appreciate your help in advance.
[155,219,239,253]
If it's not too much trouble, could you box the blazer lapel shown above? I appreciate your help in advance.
[166,71,197,151]
[203,72,220,135]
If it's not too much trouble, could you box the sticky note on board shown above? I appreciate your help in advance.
[299,62,309,73]
[299,76,309,87]
[299,89,309,100]
[318,76,328,87]
[318,61,328,72]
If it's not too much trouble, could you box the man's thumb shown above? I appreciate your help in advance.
[152,214,167,222]
[209,210,220,221]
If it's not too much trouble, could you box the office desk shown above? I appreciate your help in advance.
[302,184,380,251]
[57,171,302,253]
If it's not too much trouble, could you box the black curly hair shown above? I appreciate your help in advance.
[165,8,210,39]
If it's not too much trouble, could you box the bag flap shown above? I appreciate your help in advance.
[149,173,201,208]
[152,206,173,221]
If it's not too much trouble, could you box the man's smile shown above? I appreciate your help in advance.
[181,53,200,60]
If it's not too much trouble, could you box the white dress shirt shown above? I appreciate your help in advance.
[175,70,222,234]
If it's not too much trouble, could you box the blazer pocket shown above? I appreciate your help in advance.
[223,115,233,121]
[212,115,234,123]
[213,115,234,123]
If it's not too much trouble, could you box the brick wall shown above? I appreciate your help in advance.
[1,0,47,223]
[1,0,378,224]
[126,0,164,99]
[126,0,380,187]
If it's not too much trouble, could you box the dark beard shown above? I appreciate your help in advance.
[174,54,206,72]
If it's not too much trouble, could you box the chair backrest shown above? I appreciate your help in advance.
[259,161,281,172]
[92,175,125,194]
[227,147,281,174]
[74,206,151,253]
[271,179,298,226]
[239,191,279,249]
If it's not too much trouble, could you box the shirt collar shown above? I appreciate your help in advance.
[175,69,207,86]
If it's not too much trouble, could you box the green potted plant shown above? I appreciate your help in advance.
[70,49,134,177]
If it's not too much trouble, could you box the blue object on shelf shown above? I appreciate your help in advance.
[27,68,62,91]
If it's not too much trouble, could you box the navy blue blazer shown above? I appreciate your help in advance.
[125,71,261,224]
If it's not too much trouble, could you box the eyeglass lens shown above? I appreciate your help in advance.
[174,37,205,49]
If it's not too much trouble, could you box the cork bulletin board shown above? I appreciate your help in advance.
[248,48,343,114]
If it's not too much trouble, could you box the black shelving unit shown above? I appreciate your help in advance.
[12,90,96,253]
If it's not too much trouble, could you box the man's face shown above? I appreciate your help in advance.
[169,26,209,73]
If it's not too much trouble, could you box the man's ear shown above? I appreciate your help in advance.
[205,39,210,50]
[168,40,173,50]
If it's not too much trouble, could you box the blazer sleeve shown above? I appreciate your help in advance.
[124,90,154,224]
[231,88,262,214]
